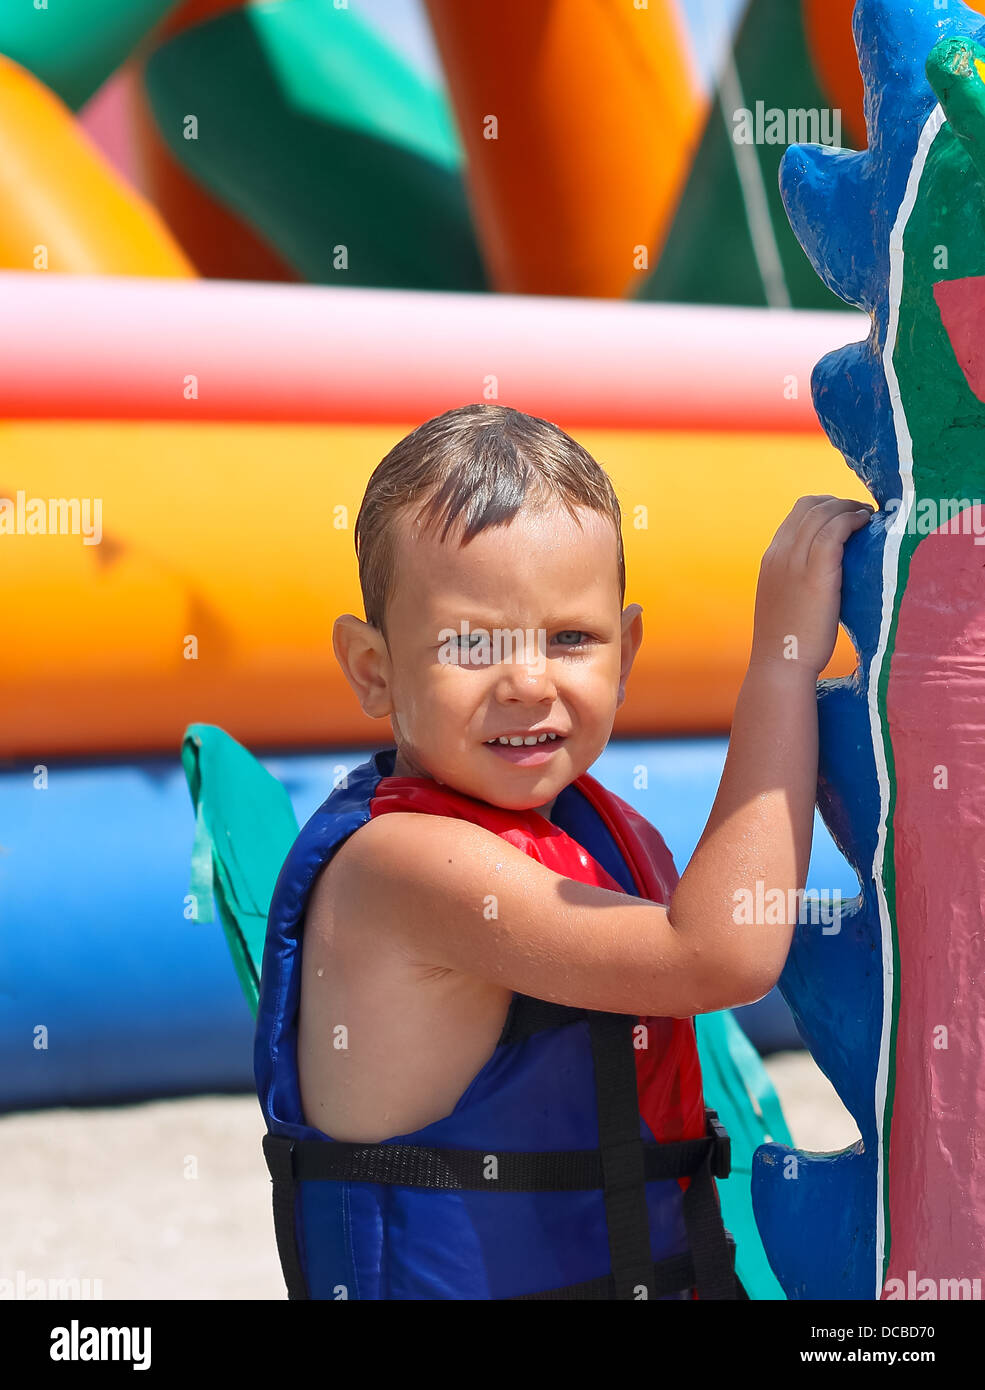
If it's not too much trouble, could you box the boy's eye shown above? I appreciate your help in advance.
[453,633,491,664]
[448,630,594,661]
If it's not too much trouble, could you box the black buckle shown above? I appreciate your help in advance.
[705,1109,731,1179]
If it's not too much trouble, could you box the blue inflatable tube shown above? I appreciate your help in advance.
[0,738,859,1110]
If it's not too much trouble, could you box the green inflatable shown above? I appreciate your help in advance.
[144,0,487,289]
[0,0,175,109]
[637,0,856,311]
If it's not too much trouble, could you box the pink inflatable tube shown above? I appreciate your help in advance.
[0,271,867,429]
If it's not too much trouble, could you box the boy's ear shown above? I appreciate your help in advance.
[617,603,643,708]
[332,613,393,718]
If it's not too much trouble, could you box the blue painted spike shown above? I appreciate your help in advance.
[814,679,879,877]
[810,339,898,498]
[779,896,882,1125]
[752,1145,877,1300]
[783,0,984,375]
[779,147,877,309]
[852,0,982,155]
[836,517,894,667]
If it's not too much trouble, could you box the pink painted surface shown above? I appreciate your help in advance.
[884,510,985,1291]
[934,276,985,405]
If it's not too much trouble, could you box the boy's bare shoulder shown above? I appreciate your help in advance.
[306,810,496,942]
[310,809,505,949]
[340,808,500,865]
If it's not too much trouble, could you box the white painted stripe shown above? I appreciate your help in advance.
[871,103,946,1297]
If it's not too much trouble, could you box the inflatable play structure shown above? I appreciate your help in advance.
[751,0,985,1298]
[11,0,979,1300]
[0,0,705,292]
[0,282,865,1139]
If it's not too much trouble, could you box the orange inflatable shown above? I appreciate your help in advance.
[422,0,705,296]
[803,0,867,148]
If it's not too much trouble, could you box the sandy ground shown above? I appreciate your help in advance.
[0,1051,861,1300]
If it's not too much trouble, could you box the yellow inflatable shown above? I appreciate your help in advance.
[2,420,862,757]
[0,54,192,275]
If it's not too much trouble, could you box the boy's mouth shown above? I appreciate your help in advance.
[483,731,566,767]
[484,732,563,746]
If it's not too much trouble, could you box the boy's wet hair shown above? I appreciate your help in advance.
[354,403,626,642]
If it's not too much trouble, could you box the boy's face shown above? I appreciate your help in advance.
[335,500,643,821]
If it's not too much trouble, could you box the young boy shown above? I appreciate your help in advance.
[256,402,872,1301]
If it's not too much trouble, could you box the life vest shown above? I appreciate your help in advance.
[255,746,745,1300]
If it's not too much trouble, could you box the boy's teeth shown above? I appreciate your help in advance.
[486,732,559,745]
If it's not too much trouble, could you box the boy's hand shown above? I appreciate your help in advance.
[750,495,874,676]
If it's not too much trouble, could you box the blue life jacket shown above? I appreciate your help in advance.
[254,747,744,1300]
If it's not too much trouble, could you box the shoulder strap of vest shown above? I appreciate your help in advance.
[589,1012,741,1300]
[574,777,742,1298]
[590,1011,664,1298]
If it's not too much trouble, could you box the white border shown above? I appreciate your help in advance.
[871,103,946,1296]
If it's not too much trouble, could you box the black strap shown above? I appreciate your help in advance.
[262,1121,741,1300]
[497,992,590,1045]
[263,1125,728,1189]
[589,1012,658,1299]
[681,1116,743,1299]
[497,995,742,1297]
[261,1133,309,1301]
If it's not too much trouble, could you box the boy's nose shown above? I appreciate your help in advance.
[495,661,556,699]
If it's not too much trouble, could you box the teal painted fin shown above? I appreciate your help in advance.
[696,1010,793,1299]
[181,723,299,1018]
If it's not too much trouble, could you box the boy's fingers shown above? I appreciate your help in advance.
[795,496,873,544]
[787,494,836,525]
[766,494,836,547]
[767,496,872,557]
[805,505,872,562]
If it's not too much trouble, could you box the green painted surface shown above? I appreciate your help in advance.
[875,34,985,1282]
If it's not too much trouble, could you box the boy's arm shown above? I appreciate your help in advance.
[664,656,820,1003]
[320,808,757,1018]
[667,494,873,995]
